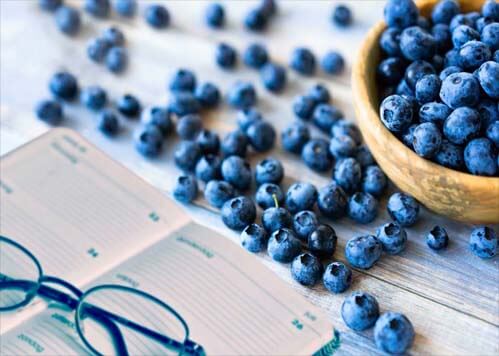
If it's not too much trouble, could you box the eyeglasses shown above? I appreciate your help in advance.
[0,235,205,356]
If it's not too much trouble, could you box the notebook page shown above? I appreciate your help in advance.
[0,128,190,332]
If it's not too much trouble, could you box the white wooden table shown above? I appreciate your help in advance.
[1,1,498,354]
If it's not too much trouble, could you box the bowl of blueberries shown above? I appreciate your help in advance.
[352,0,499,223]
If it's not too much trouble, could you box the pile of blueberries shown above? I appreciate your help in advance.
[378,0,499,177]
[87,27,128,73]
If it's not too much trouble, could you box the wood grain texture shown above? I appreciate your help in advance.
[352,0,499,224]
[1,1,498,354]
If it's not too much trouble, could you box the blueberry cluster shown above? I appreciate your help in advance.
[244,0,277,32]
[87,27,128,74]
[378,0,499,177]
[289,47,346,76]
[341,291,415,354]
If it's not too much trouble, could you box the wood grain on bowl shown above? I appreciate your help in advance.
[352,0,499,224]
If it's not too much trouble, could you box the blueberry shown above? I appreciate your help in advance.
[227,81,257,109]
[216,43,237,69]
[267,228,302,263]
[205,3,225,28]
[261,63,287,92]
[376,222,407,255]
[387,192,420,227]
[114,0,136,17]
[404,60,436,89]
[466,11,481,26]
[173,175,198,203]
[443,107,480,145]
[35,99,63,125]
[87,38,111,63]
[333,158,361,194]
[321,51,345,75]
[444,48,462,68]
[117,94,141,118]
[418,102,451,125]
[396,79,415,96]
[469,226,497,258]
[289,47,316,76]
[347,192,378,224]
[49,71,78,101]
[106,46,128,73]
[401,124,418,147]
[259,0,277,18]
[241,224,268,253]
[486,121,499,147]
[449,15,474,33]
[440,72,480,109]
[380,28,402,56]
[81,86,107,111]
[431,0,460,25]
[476,61,499,99]
[481,23,499,51]
[255,183,284,209]
[291,253,323,286]
[362,165,387,197]
[103,27,125,47]
[237,108,262,132]
[243,43,269,69]
[329,134,357,159]
[221,155,252,191]
[174,141,202,171]
[281,121,310,154]
[482,0,499,21]
[380,95,414,133]
[323,262,352,294]
[317,182,348,219]
[221,196,256,231]
[285,182,318,214]
[400,26,436,61]
[98,109,119,136]
[262,207,292,233]
[292,210,319,241]
[383,0,418,29]
[412,122,442,158]
[142,107,173,136]
[169,68,196,92]
[426,225,449,250]
[377,57,406,86]
[84,0,109,18]
[432,24,452,54]
[464,138,497,176]
[39,0,62,11]
[476,16,496,34]
[313,104,343,132]
[145,4,170,29]
[374,312,415,354]
[195,154,221,182]
[308,224,337,258]
[341,291,380,331]
[176,114,202,140]
[135,125,163,157]
[346,235,382,269]
[308,84,331,104]
[204,180,235,208]
[439,65,461,81]
[459,40,492,70]
[331,120,362,144]
[477,99,499,129]
[332,4,352,27]
[244,8,268,32]
[293,95,316,120]
[434,140,464,170]
[221,130,248,157]
[452,25,480,48]
[255,158,284,185]
[415,74,441,104]
[196,129,220,154]
[301,138,333,172]
[168,91,200,116]
[356,145,375,168]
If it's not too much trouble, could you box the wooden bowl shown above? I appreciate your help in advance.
[352,0,499,224]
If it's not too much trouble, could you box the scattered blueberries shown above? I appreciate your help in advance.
[243,43,269,69]
[176,114,202,140]
[221,130,248,157]
[332,4,352,27]
[323,262,352,294]
[195,154,221,183]
[227,81,257,109]
[174,140,202,171]
[426,225,449,250]
[281,121,310,154]
[173,175,198,203]
[347,192,378,224]
[87,38,111,63]
[329,134,357,159]
[345,235,382,269]
[376,222,407,255]
[244,7,268,32]
[289,47,316,76]
[285,182,317,214]
[387,192,420,227]
[333,158,361,194]
[98,109,120,136]
[341,291,380,331]
[292,210,319,241]
[262,205,292,233]
[291,253,323,286]
[221,196,256,231]
[114,0,136,17]
[49,71,78,101]
[255,183,284,209]
[261,63,287,92]
[302,138,333,172]
[255,158,284,185]
[237,108,262,132]
[103,27,125,47]
[195,82,221,108]
[145,4,170,29]
[81,85,107,111]
[246,120,276,151]
[204,180,235,208]
[35,99,63,125]
[313,104,343,133]
[84,0,110,18]
[267,228,302,263]
[221,155,252,191]
[168,91,200,116]
[169,68,196,92]
[216,43,237,69]
[308,224,337,258]
[240,223,268,253]
[374,312,415,354]
[135,125,163,157]
[117,94,141,118]
[196,129,220,154]
[361,165,387,197]
[142,107,173,136]
[205,3,225,28]
[308,84,331,104]
[106,46,128,73]
[55,6,81,36]
[317,182,348,219]
[293,95,316,120]
[469,226,497,259]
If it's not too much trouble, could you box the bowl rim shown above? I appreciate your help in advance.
[352,18,499,185]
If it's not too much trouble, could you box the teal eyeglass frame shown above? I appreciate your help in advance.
[0,235,205,356]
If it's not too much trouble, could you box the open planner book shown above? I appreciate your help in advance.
[0,128,337,355]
